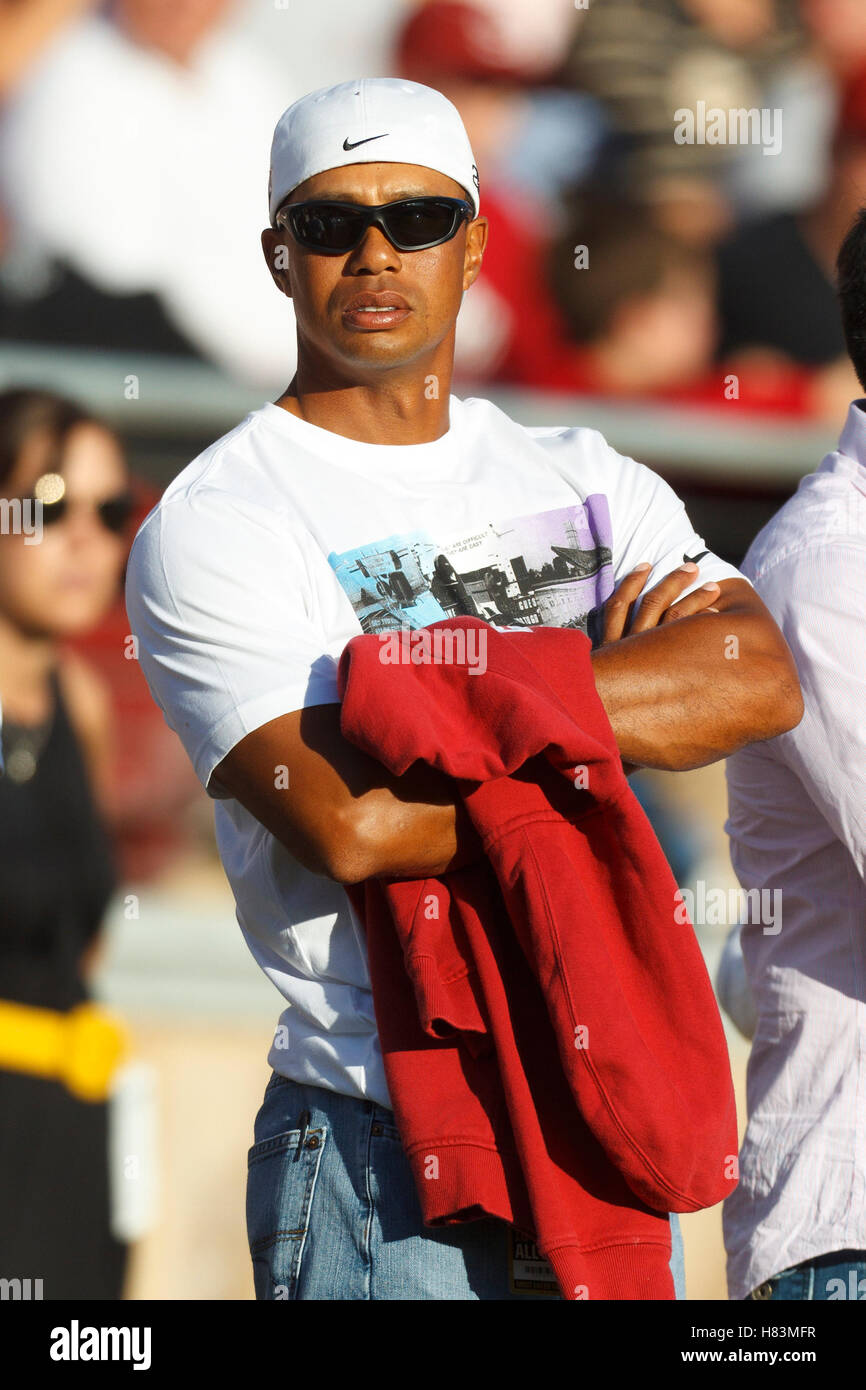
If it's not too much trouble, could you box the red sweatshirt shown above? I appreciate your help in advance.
[337,617,738,1300]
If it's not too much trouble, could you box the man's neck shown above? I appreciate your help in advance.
[275,353,454,446]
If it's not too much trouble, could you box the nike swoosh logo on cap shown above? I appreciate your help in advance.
[683,550,710,563]
[342,133,388,150]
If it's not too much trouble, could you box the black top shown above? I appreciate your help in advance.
[0,666,117,1010]
[0,259,206,359]
[715,212,846,367]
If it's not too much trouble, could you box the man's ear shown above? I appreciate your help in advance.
[462,215,489,292]
[261,227,294,300]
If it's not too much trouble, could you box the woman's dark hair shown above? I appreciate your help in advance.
[837,206,866,393]
[548,195,712,346]
[0,387,109,490]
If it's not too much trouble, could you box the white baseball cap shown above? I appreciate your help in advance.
[268,78,480,225]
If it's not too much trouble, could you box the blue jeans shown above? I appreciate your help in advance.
[245,1072,686,1300]
[747,1250,866,1300]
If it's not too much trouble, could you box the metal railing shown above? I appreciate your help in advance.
[0,342,839,484]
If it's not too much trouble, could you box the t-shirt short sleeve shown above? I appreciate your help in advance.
[597,433,750,596]
[544,425,750,600]
[607,444,749,596]
[124,487,340,799]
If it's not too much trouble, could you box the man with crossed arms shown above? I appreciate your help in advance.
[125,79,802,1300]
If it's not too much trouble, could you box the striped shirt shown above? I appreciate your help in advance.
[722,398,866,1300]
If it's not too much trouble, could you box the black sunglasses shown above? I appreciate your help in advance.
[22,488,136,535]
[274,196,474,253]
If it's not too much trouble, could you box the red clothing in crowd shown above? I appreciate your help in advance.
[337,617,738,1300]
[473,191,816,416]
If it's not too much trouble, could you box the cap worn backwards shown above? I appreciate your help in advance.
[268,77,480,224]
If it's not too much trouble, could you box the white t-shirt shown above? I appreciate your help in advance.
[124,394,747,1108]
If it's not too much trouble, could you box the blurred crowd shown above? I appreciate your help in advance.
[1,0,865,418]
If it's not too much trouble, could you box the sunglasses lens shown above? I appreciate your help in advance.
[286,199,466,252]
[98,495,134,533]
[26,492,133,532]
[385,200,459,248]
[291,204,365,251]
[38,498,66,525]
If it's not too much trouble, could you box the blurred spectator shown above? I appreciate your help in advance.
[563,0,807,228]
[0,0,295,386]
[0,387,132,1298]
[714,66,866,417]
[0,0,97,98]
[456,0,583,80]
[394,0,606,381]
[725,43,837,216]
[395,1,603,214]
[549,198,719,396]
[802,0,866,80]
[452,182,568,384]
[66,482,211,886]
[540,195,817,414]
[244,0,405,94]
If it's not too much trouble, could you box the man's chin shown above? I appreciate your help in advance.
[335,331,431,372]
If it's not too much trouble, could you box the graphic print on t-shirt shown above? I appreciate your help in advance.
[328,497,614,640]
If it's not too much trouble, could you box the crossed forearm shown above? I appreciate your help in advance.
[350,761,480,882]
[353,604,802,880]
[590,606,803,772]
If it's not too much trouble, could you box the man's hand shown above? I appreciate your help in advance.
[591,575,804,773]
[599,562,720,646]
[599,561,721,775]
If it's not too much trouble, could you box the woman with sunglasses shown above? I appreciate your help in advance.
[0,386,134,1299]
